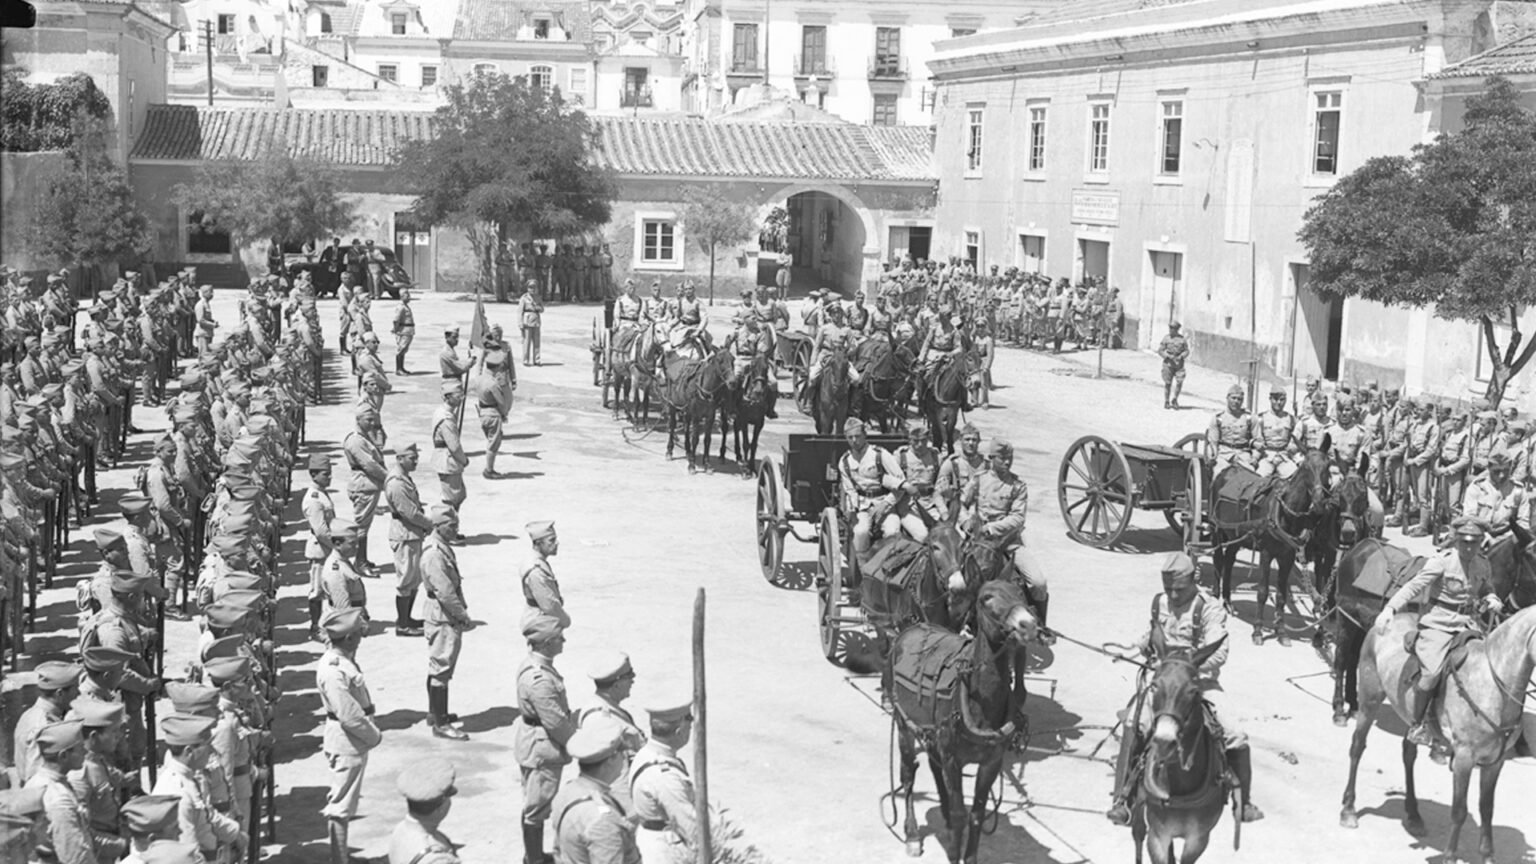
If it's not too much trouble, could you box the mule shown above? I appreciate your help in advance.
[1308,472,1374,667]
[851,336,913,434]
[661,349,731,474]
[811,344,851,436]
[889,579,1036,864]
[729,353,775,471]
[1341,603,1536,864]
[920,351,972,454]
[1129,638,1234,864]
[608,323,658,426]
[1208,452,1327,646]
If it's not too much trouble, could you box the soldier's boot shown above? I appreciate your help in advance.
[1105,726,1142,827]
[1406,667,1442,751]
[307,598,323,641]
[1228,746,1264,822]
[405,589,424,628]
[522,823,552,864]
[327,818,350,864]
[430,683,468,740]
[1033,596,1056,646]
[394,596,422,637]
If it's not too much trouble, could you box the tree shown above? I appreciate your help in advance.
[394,71,617,300]
[1299,76,1536,405]
[682,186,756,305]
[171,146,357,253]
[2,69,111,153]
[31,151,154,270]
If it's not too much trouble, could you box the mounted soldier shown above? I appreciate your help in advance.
[669,282,710,360]
[1207,385,1257,473]
[1252,385,1298,479]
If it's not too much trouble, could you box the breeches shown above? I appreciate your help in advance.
[349,489,380,534]
[1412,619,1465,685]
[390,539,422,595]
[1214,450,1255,474]
[520,764,563,824]
[1253,453,1297,479]
[427,622,462,681]
[852,496,898,544]
[1162,366,1186,385]
[439,473,467,508]
[307,559,325,600]
[479,407,504,448]
[396,328,414,355]
[1010,545,1048,602]
[321,751,368,820]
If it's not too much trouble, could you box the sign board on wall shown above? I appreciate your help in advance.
[1071,189,1120,226]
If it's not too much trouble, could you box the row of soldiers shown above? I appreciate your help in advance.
[494,241,616,304]
[2,263,323,864]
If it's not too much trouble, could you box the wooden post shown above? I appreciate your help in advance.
[693,588,712,864]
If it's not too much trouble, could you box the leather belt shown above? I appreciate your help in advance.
[639,819,668,831]
[522,714,542,728]
[233,764,251,776]
[856,488,886,497]
[326,705,376,720]
[1433,598,1471,613]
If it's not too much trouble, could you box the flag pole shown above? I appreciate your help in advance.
[693,588,712,864]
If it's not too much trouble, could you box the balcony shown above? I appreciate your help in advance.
[792,53,834,78]
[726,58,763,78]
[868,56,908,80]
[620,90,654,108]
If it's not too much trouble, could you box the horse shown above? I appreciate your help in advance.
[1326,524,1536,727]
[661,349,731,474]
[727,352,775,471]
[920,351,972,454]
[811,343,851,436]
[889,579,1036,864]
[625,334,667,430]
[1307,470,1374,665]
[1207,451,1328,646]
[851,336,914,434]
[1129,638,1234,864]
[607,323,655,425]
[1341,601,1536,864]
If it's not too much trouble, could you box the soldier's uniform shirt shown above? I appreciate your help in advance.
[388,816,461,864]
[896,445,945,518]
[27,764,105,864]
[150,755,243,859]
[429,406,468,506]
[643,296,671,326]
[578,698,646,759]
[1130,588,1243,748]
[321,550,367,612]
[1207,408,1254,459]
[1298,412,1333,452]
[68,751,127,856]
[519,292,544,329]
[303,483,335,561]
[385,466,431,594]
[838,445,903,516]
[422,533,469,681]
[614,294,643,327]
[551,774,641,864]
[961,470,1029,548]
[342,429,387,531]
[1468,429,1504,477]
[1157,334,1189,378]
[316,647,381,820]
[1439,425,1471,471]
[12,700,64,785]
[211,702,255,825]
[514,652,576,823]
[1326,421,1371,472]
[1407,417,1442,465]
[439,345,470,380]
[1386,548,1495,678]
[938,452,986,513]
[1254,410,1296,454]
[1462,475,1525,530]
[628,740,697,861]
[520,551,567,630]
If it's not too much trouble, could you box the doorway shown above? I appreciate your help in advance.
[1079,239,1110,282]
[1291,263,1341,380]
[393,212,432,289]
[907,226,931,263]
[1148,250,1182,336]
[624,67,649,107]
[1019,234,1044,274]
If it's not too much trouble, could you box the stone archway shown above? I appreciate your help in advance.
[753,182,880,299]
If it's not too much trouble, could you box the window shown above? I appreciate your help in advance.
[216,14,237,34]
[474,63,497,76]
[319,12,332,33]
[378,63,398,82]
[421,65,437,87]
[732,23,758,71]
[533,17,551,39]
[595,34,612,50]
[641,219,678,265]
[529,65,553,92]
[801,25,827,74]
[1159,100,1183,176]
[568,67,587,104]
[1088,101,1111,173]
[875,27,901,74]
[951,28,976,38]
[1313,90,1342,175]
[966,107,983,173]
[873,94,897,127]
[313,65,329,87]
[391,13,408,34]
[965,231,980,270]
[1027,105,1047,171]
[187,211,232,255]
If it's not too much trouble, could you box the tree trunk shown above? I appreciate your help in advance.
[707,241,716,306]
[493,221,509,304]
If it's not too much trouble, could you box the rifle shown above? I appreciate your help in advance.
[145,602,161,787]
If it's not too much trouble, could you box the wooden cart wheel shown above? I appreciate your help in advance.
[1057,434,1135,547]
[794,367,813,416]
[1174,433,1211,462]
[756,457,785,585]
[817,507,843,662]
[1182,452,1205,552]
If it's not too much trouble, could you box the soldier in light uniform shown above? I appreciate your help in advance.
[628,697,698,864]
[514,615,576,864]
[1296,393,1333,453]
[577,652,645,762]
[961,439,1052,635]
[204,657,257,838]
[116,794,183,864]
[837,418,904,556]
[1427,405,1472,539]
[385,444,432,638]
[65,701,128,864]
[341,406,387,576]
[388,758,461,864]
[1325,398,1372,479]
[519,283,545,367]
[895,421,945,542]
[430,381,470,520]
[78,570,162,769]
[26,720,109,864]
[316,608,381,864]
[475,329,516,479]
[1375,517,1498,763]
[1157,322,1189,409]
[321,519,368,615]
[550,717,640,864]
[670,282,710,359]
[1207,385,1257,473]
[14,662,81,786]
[1461,453,1524,534]
[520,520,568,630]
[1467,409,1504,481]
[303,455,336,640]
[422,505,472,741]
[1381,392,1413,520]
[642,281,671,330]
[937,424,985,520]
[439,327,471,382]
[150,713,246,863]
[1252,386,1299,479]
[1401,399,1442,533]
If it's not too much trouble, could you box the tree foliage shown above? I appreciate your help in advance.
[1299,76,1536,404]
[171,146,357,248]
[1,69,111,152]
[682,186,756,304]
[395,71,617,294]
[31,152,154,268]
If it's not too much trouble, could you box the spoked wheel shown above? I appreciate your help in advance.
[794,367,813,416]
[1057,434,1135,547]
[817,507,843,662]
[756,458,785,584]
[1182,453,1205,553]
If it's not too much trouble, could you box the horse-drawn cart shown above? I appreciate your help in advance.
[1056,433,1211,549]
[756,432,906,659]
[772,330,816,413]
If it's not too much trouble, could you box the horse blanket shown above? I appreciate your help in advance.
[1209,464,1273,527]
[891,624,971,729]
[1345,538,1427,600]
[861,537,933,629]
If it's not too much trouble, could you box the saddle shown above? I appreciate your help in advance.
[890,625,972,729]
[861,537,935,628]
[1209,465,1273,527]
[1348,538,1425,600]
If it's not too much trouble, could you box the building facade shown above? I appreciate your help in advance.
[444,0,595,104]
[928,0,1536,404]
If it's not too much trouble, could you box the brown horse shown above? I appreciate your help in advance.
[920,351,973,454]
[1341,602,1536,864]
[1129,638,1234,864]
[608,323,659,427]
[851,336,914,434]
[661,349,731,474]
[811,343,851,436]
[889,579,1035,864]
[728,352,775,471]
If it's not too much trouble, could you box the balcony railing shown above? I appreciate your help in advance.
[792,53,834,77]
[869,56,908,79]
[621,90,654,108]
[727,59,762,76]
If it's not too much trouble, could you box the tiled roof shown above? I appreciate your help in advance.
[1022,0,1205,26]
[130,105,436,166]
[309,0,365,37]
[35,0,177,31]
[453,0,593,42]
[131,105,936,182]
[1429,33,1536,79]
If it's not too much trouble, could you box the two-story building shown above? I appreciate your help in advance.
[443,0,595,104]
[928,0,1536,403]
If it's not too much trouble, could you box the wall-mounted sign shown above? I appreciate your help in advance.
[1071,189,1120,226]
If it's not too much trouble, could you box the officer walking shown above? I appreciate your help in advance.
[1158,322,1189,409]
[316,608,382,864]
[421,505,472,741]
[514,615,577,864]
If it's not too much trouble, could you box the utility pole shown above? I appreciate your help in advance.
[202,20,215,106]
[762,0,770,85]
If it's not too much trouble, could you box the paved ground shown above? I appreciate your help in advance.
[25,291,1536,864]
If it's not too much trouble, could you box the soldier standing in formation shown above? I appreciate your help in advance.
[303,454,336,640]
[519,282,545,367]
[389,758,462,864]
[421,505,472,741]
[430,381,470,527]
[515,615,576,864]
[551,717,641,864]
[316,608,382,864]
[391,291,416,375]
[520,521,568,629]
[385,443,432,638]
[629,696,699,863]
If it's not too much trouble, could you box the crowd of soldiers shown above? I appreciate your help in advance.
[494,241,616,305]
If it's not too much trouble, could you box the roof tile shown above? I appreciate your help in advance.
[452,0,593,42]
[1429,32,1536,79]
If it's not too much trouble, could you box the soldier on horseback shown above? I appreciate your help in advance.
[959,439,1052,635]
[643,280,671,329]
[805,302,857,407]
[838,418,903,557]
[1297,392,1333,452]
[1207,385,1257,473]
[720,315,776,419]
[669,282,711,359]
[938,424,986,520]
[895,422,944,542]
[916,313,963,404]
[1252,385,1299,479]
[1373,516,1500,763]
[1107,552,1265,827]
[1461,453,1523,534]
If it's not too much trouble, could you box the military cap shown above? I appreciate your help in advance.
[220,571,269,593]
[444,326,460,336]
[843,417,867,435]
[430,504,458,527]
[202,603,250,631]
[120,794,182,835]
[0,786,46,822]
[987,439,1014,458]
[119,492,153,516]
[209,534,248,557]
[1488,452,1512,471]
[566,716,626,764]
[322,607,368,640]
[32,661,81,691]
[526,520,556,541]
[1477,409,1498,421]
[222,448,255,470]
[396,442,420,458]
[1161,551,1197,577]
[219,589,267,613]
[1451,515,1489,540]
[587,651,634,686]
[442,379,465,397]
[397,757,457,802]
[227,485,264,503]
[1226,384,1244,398]
[81,645,138,673]
[60,358,84,378]
[94,527,127,557]
[1269,384,1287,397]
[38,382,64,400]
[329,517,360,540]
[179,369,206,391]
[204,655,251,686]
[354,404,379,422]
[71,699,125,729]
[0,451,23,473]
[201,634,246,662]
[361,372,388,391]
[165,683,220,716]
[643,693,694,724]
[161,713,217,746]
[522,614,566,644]
[36,720,85,756]
[21,335,38,348]
[111,568,168,599]
[1168,321,1181,330]
[307,453,333,473]
[172,405,200,425]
